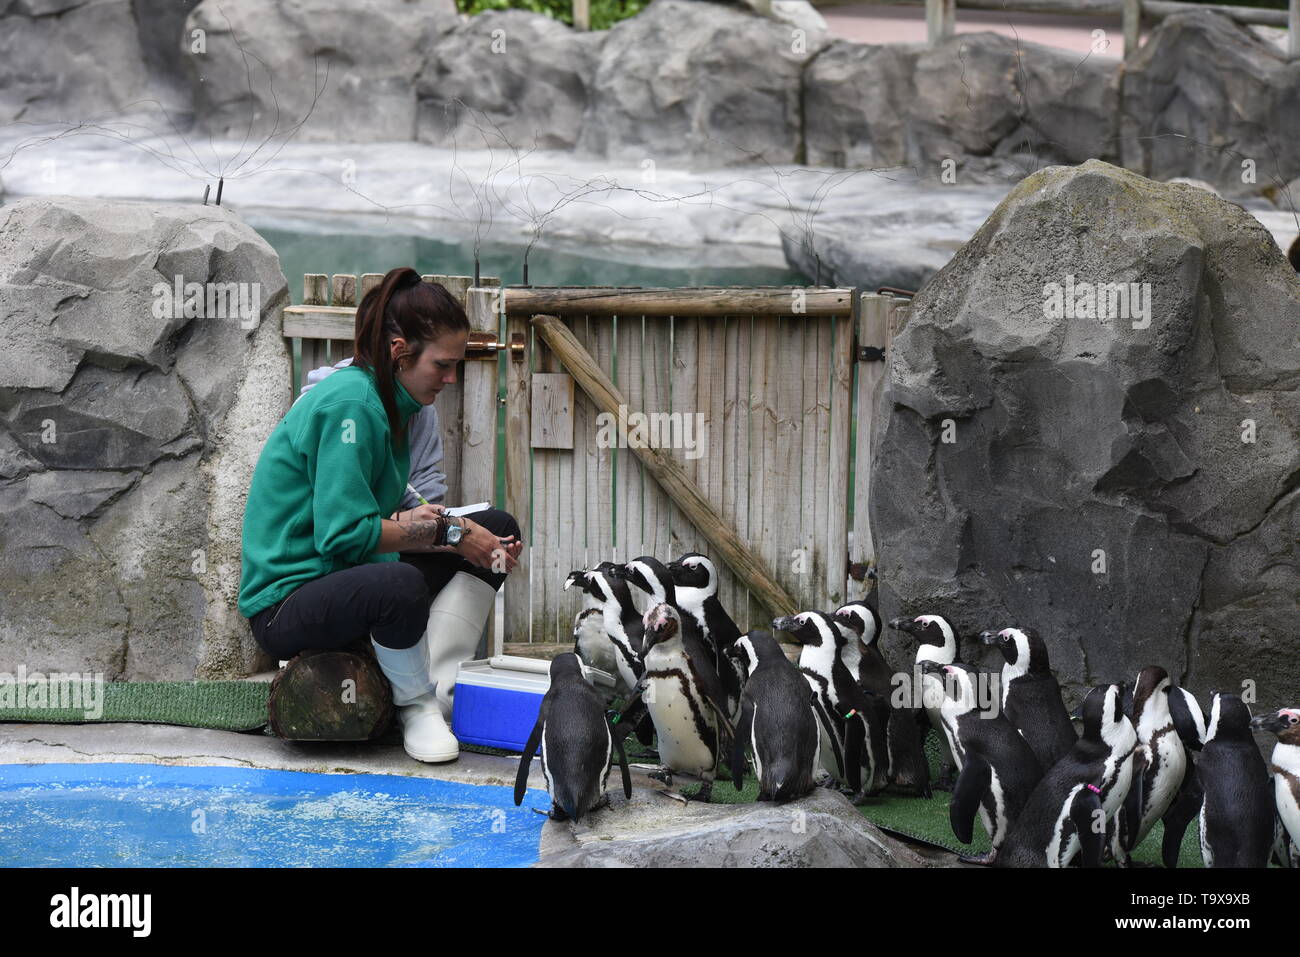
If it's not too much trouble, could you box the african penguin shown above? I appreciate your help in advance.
[588,567,645,698]
[1115,666,1188,857]
[890,614,960,786]
[638,603,735,802]
[833,601,898,794]
[923,661,1043,864]
[514,653,632,822]
[1164,693,1274,868]
[1252,707,1300,868]
[995,684,1136,868]
[726,629,820,803]
[775,610,882,799]
[978,626,1076,771]
[667,552,744,721]
[838,602,929,796]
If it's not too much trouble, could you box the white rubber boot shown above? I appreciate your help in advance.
[425,571,497,721]
[371,635,459,763]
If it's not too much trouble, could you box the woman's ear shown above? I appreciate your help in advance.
[390,336,407,364]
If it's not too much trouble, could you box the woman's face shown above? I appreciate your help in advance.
[390,329,469,405]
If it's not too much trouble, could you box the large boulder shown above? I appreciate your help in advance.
[185,0,459,143]
[0,196,290,680]
[1120,11,1300,195]
[576,0,829,167]
[416,11,604,152]
[535,787,959,867]
[870,160,1300,708]
[0,0,157,124]
[804,33,1119,175]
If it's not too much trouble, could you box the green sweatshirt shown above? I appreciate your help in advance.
[237,363,423,619]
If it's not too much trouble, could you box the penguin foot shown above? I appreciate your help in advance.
[958,850,996,866]
[686,781,714,803]
[648,769,674,787]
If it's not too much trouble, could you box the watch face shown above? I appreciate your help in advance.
[446,523,464,546]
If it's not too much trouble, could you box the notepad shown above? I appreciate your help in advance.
[446,502,491,517]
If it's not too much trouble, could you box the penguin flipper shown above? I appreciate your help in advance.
[684,643,736,741]
[1072,787,1105,868]
[1122,749,1148,852]
[514,715,546,807]
[843,712,864,793]
[733,695,754,791]
[812,695,846,780]
[608,715,633,800]
[1161,768,1204,869]
[1169,687,1206,752]
[949,753,991,846]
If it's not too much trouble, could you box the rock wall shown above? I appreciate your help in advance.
[869,160,1300,708]
[0,196,290,679]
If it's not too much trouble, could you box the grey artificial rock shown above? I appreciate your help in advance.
[576,0,829,168]
[535,786,958,867]
[416,11,603,152]
[0,0,156,124]
[185,0,459,143]
[869,160,1300,710]
[804,33,1119,174]
[1120,11,1300,195]
[0,196,290,680]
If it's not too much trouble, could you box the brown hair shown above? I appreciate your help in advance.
[353,267,470,449]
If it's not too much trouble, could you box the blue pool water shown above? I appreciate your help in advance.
[0,764,549,867]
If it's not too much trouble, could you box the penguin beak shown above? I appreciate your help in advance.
[772,616,801,637]
[1251,714,1288,734]
[978,630,998,645]
[889,617,917,635]
[1068,706,1083,722]
[920,660,946,677]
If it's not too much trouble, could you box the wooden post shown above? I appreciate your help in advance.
[1123,0,1142,56]
[827,311,853,605]
[1291,0,1298,59]
[531,313,800,619]
[853,294,891,573]
[503,304,532,648]
[926,0,955,45]
[573,0,589,30]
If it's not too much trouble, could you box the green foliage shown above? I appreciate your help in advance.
[455,0,649,31]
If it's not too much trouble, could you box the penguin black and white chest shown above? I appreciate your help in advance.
[618,556,675,618]
[1252,707,1300,866]
[833,601,896,793]
[668,552,744,720]
[588,569,644,697]
[514,654,632,822]
[776,610,881,796]
[639,603,734,801]
[726,630,819,803]
[923,661,1043,862]
[996,684,1135,868]
[1119,666,1188,855]
[1183,694,1275,868]
[978,626,1076,771]
[833,601,892,696]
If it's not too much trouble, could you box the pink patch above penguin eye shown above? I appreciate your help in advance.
[999,629,1012,638]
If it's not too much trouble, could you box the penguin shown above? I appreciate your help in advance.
[616,556,674,618]
[571,606,618,689]
[978,626,1076,771]
[995,684,1137,868]
[889,614,960,785]
[774,610,878,798]
[587,567,645,697]
[564,568,603,612]
[1115,666,1189,858]
[1251,707,1300,869]
[637,602,735,801]
[837,602,930,797]
[667,552,745,720]
[514,653,632,822]
[922,661,1043,864]
[726,629,820,803]
[1163,693,1274,868]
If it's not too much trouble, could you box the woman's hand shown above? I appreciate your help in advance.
[398,503,445,524]
[453,518,522,574]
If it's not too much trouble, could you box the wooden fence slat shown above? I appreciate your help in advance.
[303,274,328,306]
[827,312,853,605]
[332,274,357,309]
[504,301,532,647]
[854,294,891,573]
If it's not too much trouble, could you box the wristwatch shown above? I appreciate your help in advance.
[442,517,466,548]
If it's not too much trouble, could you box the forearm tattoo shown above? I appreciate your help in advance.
[397,517,448,551]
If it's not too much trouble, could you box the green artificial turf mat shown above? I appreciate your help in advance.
[0,680,270,732]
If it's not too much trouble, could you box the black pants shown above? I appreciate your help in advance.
[247,508,521,660]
